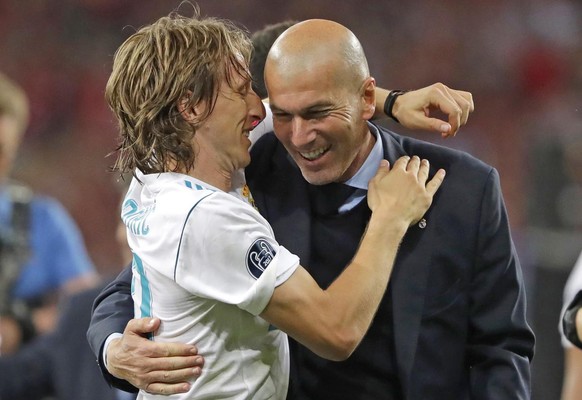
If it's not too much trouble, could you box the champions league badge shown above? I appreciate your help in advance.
[246,239,277,279]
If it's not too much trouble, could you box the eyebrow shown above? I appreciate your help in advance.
[233,77,251,93]
[270,101,334,115]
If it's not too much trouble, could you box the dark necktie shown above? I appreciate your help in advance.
[309,182,358,216]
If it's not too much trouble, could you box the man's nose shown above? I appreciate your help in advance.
[248,89,265,127]
[291,117,315,146]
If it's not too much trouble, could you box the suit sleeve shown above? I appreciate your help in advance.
[467,168,535,400]
[86,264,138,393]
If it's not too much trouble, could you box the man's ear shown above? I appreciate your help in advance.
[361,77,376,121]
[177,90,204,124]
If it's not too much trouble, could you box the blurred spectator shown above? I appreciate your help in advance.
[0,71,98,355]
[0,178,135,400]
[0,1,580,397]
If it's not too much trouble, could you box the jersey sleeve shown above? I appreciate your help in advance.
[174,193,299,316]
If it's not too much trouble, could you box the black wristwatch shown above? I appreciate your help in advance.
[383,90,409,123]
[564,303,582,349]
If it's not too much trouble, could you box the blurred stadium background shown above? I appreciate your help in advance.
[1,1,581,398]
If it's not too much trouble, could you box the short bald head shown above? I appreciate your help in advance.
[263,19,377,186]
[265,19,369,93]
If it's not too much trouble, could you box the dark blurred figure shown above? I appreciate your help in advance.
[0,188,135,400]
[0,72,97,355]
[250,20,297,99]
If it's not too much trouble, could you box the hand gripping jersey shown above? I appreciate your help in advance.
[124,170,299,400]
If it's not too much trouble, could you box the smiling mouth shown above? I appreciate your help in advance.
[300,146,330,161]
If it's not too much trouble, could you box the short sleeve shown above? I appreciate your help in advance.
[174,193,299,316]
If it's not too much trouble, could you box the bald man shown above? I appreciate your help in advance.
[86,17,531,400]
[255,19,533,399]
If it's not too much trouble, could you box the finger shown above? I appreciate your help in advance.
[147,354,204,370]
[118,355,203,391]
[378,159,390,171]
[458,90,475,112]
[429,85,462,136]
[421,116,452,137]
[392,155,411,171]
[425,169,446,196]
[446,111,462,138]
[146,341,200,358]
[418,159,430,184]
[427,103,459,137]
[144,382,191,395]
[145,362,203,383]
[371,159,391,183]
[125,317,160,335]
[406,155,421,173]
[447,89,474,127]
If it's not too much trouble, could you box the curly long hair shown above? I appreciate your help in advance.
[106,10,252,175]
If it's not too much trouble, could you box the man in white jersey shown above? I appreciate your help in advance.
[105,11,444,399]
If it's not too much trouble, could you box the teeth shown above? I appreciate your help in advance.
[300,147,328,160]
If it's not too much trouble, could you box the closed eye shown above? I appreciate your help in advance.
[272,112,292,121]
[303,110,330,120]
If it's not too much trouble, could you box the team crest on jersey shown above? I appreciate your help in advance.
[241,184,257,210]
[246,239,276,279]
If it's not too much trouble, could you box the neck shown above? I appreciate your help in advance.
[341,126,376,182]
[185,160,233,192]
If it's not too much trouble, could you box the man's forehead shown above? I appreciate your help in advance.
[270,92,335,113]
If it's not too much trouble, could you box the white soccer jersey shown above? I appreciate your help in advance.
[124,169,300,400]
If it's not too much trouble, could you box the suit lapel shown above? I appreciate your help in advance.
[379,127,433,394]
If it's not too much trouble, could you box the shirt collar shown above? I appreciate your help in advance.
[343,123,383,191]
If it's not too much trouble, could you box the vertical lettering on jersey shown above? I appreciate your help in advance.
[122,198,152,236]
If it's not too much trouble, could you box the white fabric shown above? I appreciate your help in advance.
[249,102,273,146]
[560,251,582,347]
[125,170,299,400]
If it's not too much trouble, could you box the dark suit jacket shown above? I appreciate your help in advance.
[87,124,535,399]
[245,124,535,399]
[1,284,130,400]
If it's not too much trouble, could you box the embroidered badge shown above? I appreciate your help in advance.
[242,184,257,210]
[246,238,277,279]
